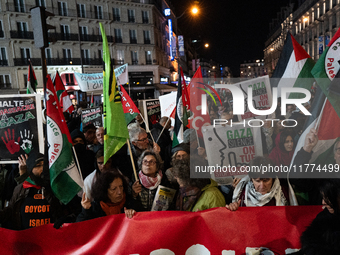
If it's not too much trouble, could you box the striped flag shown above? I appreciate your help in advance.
[271,32,315,99]
[173,74,184,147]
[311,27,340,118]
[119,85,139,125]
[54,71,74,113]
[46,75,83,204]
[27,61,37,94]
[100,23,129,164]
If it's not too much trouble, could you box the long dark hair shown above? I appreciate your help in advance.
[91,171,128,203]
[279,130,295,152]
[320,179,340,215]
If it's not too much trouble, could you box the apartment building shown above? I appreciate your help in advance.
[264,0,340,76]
[0,0,183,100]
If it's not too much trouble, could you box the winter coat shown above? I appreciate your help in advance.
[191,179,226,212]
[300,209,340,255]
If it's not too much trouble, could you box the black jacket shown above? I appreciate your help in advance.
[76,194,143,222]
[300,209,340,255]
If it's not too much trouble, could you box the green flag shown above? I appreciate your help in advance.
[100,23,129,164]
[311,28,340,117]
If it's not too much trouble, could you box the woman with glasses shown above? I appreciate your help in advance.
[76,171,142,222]
[132,150,170,211]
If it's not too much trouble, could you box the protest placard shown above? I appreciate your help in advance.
[235,75,273,121]
[0,94,44,163]
[151,185,177,211]
[139,99,161,129]
[81,107,102,128]
[74,64,128,92]
[201,124,263,184]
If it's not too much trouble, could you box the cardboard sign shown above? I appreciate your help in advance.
[235,75,273,121]
[81,107,102,128]
[202,124,263,184]
[74,64,128,92]
[0,95,44,163]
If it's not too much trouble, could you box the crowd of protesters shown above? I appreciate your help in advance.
[0,88,339,254]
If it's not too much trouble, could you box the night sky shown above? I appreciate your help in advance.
[172,0,295,76]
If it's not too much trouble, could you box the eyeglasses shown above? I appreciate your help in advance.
[137,137,148,142]
[142,159,156,166]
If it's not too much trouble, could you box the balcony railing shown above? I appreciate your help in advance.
[48,33,113,42]
[0,60,8,66]
[115,37,123,43]
[132,60,138,65]
[10,31,34,39]
[142,18,149,24]
[6,3,110,19]
[116,60,124,65]
[146,60,152,65]
[144,39,151,44]
[113,15,121,21]
[128,16,135,23]
[16,58,103,66]
[0,83,12,89]
[0,31,4,38]
[130,38,137,44]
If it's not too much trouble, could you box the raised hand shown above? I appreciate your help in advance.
[303,128,319,153]
[18,154,28,176]
[81,192,92,210]
[20,129,34,154]
[2,129,21,154]
[132,180,142,198]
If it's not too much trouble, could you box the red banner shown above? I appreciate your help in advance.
[0,206,322,254]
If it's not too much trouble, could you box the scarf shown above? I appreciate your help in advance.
[100,193,126,216]
[139,170,162,190]
[233,176,288,206]
[176,186,202,211]
[23,180,41,190]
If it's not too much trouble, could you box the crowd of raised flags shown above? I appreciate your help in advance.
[23,24,340,208]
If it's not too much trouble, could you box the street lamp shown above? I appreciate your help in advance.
[204,43,209,48]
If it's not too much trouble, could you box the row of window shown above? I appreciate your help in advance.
[0,46,152,66]
[12,0,150,23]
[0,20,151,44]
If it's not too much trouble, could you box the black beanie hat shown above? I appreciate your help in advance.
[26,149,44,174]
[171,143,190,155]
[70,129,86,144]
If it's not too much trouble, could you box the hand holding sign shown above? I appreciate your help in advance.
[20,129,34,154]
[2,129,20,154]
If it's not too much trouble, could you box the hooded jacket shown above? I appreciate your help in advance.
[191,179,226,212]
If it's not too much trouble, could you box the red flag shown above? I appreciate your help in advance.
[54,71,74,113]
[189,67,210,137]
[180,67,190,111]
[119,85,140,124]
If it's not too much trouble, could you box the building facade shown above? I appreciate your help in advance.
[264,0,340,76]
[240,59,266,78]
[0,0,191,101]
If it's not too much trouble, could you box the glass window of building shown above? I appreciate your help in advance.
[113,8,120,21]
[58,2,68,16]
[77,4,86,18]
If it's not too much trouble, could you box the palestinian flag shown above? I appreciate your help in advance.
[54,71,74,113]
[46,75,83,204]
[173,74,184,147]
[188,66,211,137]
[100,23,129,164]
[271,32,315,99]
[27,61,37,94]
[311,27,340,118]
[119,85,139,125]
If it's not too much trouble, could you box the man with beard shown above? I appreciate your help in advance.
[0,150,60,230]
[71,129,95,179]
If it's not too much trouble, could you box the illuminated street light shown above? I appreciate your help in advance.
[270,48,274,51]
[303,17,308,22]
[192,6,199,15]
[204,43,209,48]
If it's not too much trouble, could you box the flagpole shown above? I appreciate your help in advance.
[127,138,138,181]
[155,118,170,144]
[195,129,201,147]
[72,146,84,182]
[138,113,156,144]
